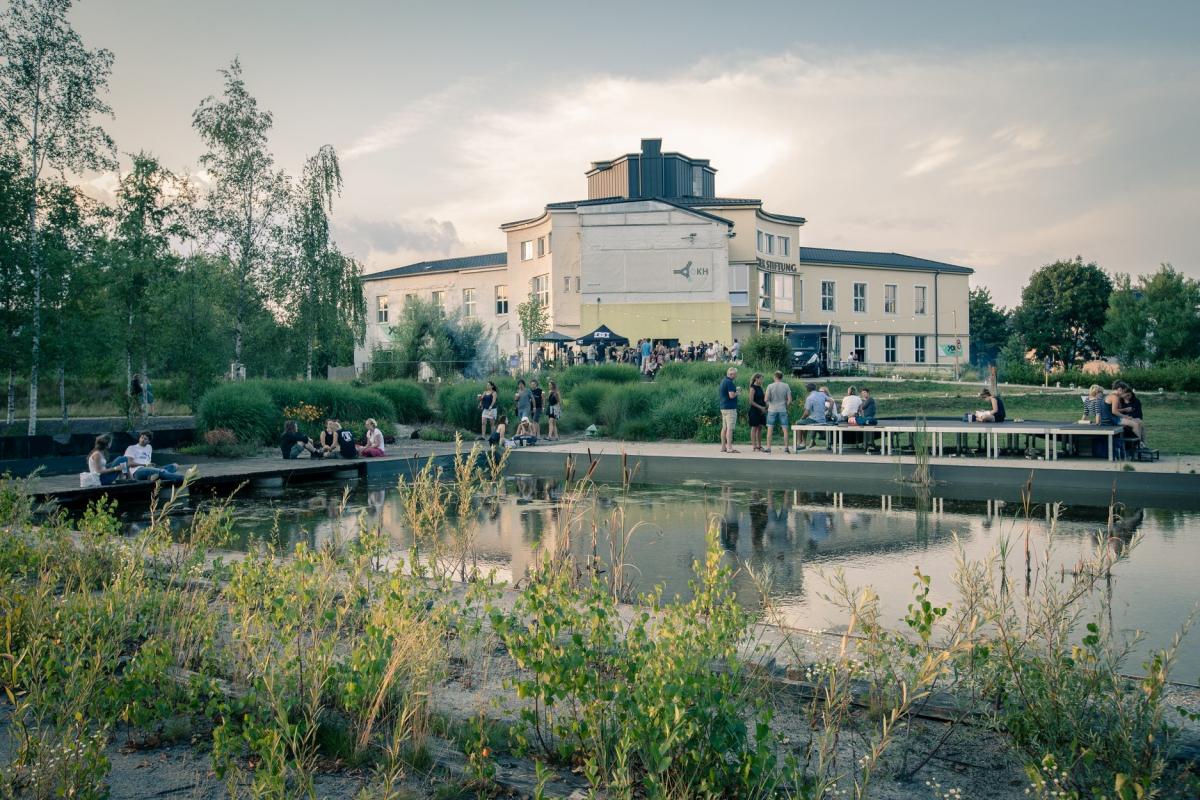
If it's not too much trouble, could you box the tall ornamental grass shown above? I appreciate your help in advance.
[197,380,394,445]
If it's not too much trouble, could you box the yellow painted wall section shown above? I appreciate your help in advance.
[581,301,732,343]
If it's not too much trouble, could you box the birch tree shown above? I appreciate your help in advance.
[279,145,364,379]
[192,58,288,377]
[0,0,115,433]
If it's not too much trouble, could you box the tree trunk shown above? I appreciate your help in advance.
[6,369,14,425]
[26,66,42,437]
[305,339,313,381]
[58,366,67,424]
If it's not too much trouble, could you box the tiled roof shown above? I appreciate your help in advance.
[798,247,972,274]
[361,252,507,282]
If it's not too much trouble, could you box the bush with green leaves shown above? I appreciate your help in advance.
[492,527,778,798]
[370,379,432,423]
[649,381,720,440]
[197,382,279,446]
[655,361,729,385]
[741,332,790,372]
[554,363,641,392]
[569,380,615,418]
[197,379,394,444]
[599,383,660,431]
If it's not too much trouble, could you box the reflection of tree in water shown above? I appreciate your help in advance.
[749,491,767,549]
[719,486,739,551]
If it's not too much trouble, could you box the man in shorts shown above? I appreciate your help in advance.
[763,371,793,453]
[718,366,739,453]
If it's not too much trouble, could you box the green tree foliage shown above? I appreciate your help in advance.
[192,58,289,372]
[0,0,115,432]
[277,145,364,379]
[968,286,1010,367]
[516,293,549,360]
[0,151,28,423]
[380,297,489,379]
[1102,265,1200,366]
[1012,257,1112,365]
[740,332,789,372]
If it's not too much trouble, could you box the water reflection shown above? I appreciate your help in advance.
[124,476,1198,679]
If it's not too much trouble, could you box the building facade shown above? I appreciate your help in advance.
[356,139,971,371]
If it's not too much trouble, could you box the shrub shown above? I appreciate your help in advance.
[557,406,590,433]
[569,381,614,418]
[656,361,729,385]
[371,380,432,423]
[650,382,719,440]
[741,332,790,372]
[437,382,488,430]
[598,383,660,428]
[554,363,641,392]
[197,383,278,445]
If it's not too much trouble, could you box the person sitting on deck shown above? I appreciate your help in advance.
[336,422,359,459]
[838,386,862,423]
[513,416,538,447]
[357,418,386,457]
[1112,380,1146,445]
[796,383,830,450]
[281,420,321,459]
[488,415,508,449]
[851,387,877,426]
[970,389,1006,423]
[318,419,340,458]
[117,431,184,484]
[87,435,127,485]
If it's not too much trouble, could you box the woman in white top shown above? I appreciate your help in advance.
[87,435,126,486]
[357,418,386,457]
[839,386,862,422]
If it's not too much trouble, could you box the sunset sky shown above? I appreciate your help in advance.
[70,0,1200,306]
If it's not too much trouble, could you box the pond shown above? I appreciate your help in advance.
[122,473,1200,681]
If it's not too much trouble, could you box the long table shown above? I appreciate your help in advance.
[791,421,1122,461]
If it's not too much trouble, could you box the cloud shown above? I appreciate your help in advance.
[905,136,962,177]
[341,83,474,161]
[335,216,463,268]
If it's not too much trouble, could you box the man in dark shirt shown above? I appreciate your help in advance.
[856,388,877,424]
[530,379,544,437]
[719,367,739,453]
[281,421,320,459]
[337,424,359,459]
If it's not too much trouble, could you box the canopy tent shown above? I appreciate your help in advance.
[575,325,630,347]
[533,331,575,343]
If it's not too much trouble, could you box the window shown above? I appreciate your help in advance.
[521,240,534,261]
[532,273,549,306]
[778,235,790,257]
[914,335,926,364]
[404,293,417,306]
[821,281,835,312]
[375,295,388,323]
[798,279,805,311]
[537,237,545,257]
[430,290,444,308]
[758,270,772,311]
[914,285,928,315]
[462,288,476,318]
[853,334,867,362]
[547,232,552,253]
[692,164,703,196]
[563,276,571,293]
[495,285,509,315]
[853,282,867,313]
[728,264,749,306]
[765,233,775,255]
[774,274,794,313]
[756,230,764,251]
[574,276,580,292]
[884,284,897,314]
[885,335,897,364]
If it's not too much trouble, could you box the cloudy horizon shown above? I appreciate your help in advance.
[68,1,1199,307]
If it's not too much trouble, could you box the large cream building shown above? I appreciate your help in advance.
[356,139,971,371]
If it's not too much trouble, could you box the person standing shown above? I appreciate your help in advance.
[129,374,144,418]
[763,371,793,453]
[479,382,499,440]
[546,380,561,441]
[530,379,544,437]
[731,339,741,362]
[719,367,740,453]
[748,373,767,452]
[515,380,532,423]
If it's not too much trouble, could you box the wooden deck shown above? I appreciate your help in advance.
[27,441,463,504]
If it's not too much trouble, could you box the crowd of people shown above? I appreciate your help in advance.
[478,378,562,449]
[529,338,741,375]
[279,417,388,460]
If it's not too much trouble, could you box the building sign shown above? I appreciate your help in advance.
[672,261,710,281]
[756,257,798,274]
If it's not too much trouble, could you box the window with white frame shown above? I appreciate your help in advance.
[756,229,764,251]
[853,334,867,362]
[778,235,790,257]
[885,335,897,363]
[574,276,580,292]
[462,288,476,317]
[376,295,388,323]
[853,282,867,313]
[728,264,749,306]
[914,335,926,363]
[773,273,794,313]
[537,237,545,257]
[563,275,571,293]
[758,270,772,310]
[404,293,417,306]
[884,284,897,314]
[430,290,444,308]
[546,231,552,253]
[520,240,534,261]
[495,285,508,315]
[532,273,549,307]
[914,285,928,315]
[821,280,835,312]
[765,232,775,255]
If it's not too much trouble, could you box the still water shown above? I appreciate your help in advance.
[128,475,1200,680]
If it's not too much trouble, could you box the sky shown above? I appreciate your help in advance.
[66,0,1200,307]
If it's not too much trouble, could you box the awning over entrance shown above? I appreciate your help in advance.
[575,325,630,346]
[533,331,574,343]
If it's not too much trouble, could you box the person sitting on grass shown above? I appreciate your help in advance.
[970,388,1006,423]
[357,418,387,457]
[87,435,126,485]
[513,416,538,447]
[120,431,184,484]
[281,420,321,459]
